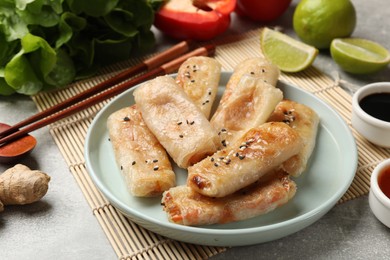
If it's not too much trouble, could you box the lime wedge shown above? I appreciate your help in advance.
[330,38,390,74]
[260,27,319,73]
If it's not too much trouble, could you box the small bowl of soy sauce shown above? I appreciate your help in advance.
[369,158,390,228]
[352,82,390,148]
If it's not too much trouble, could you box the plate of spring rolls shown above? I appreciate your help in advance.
[85,57,357,246]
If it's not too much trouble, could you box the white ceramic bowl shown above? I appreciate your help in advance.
[369,159,390,228]
[351,82,390,147]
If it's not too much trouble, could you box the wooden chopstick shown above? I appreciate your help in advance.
[0,40,192,139]
[0,44,216,146]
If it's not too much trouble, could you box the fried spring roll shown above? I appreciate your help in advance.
[134,75,220,168]
[210,75,283,148]
[162,171,296,226]
[214,57,280,114]
[107,105,175,197]
[210,58,282,148]
[187,122,303,197]
[176,56,221,119]
[267,100,320,177]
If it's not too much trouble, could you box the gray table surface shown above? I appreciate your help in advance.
[1,0,389,259]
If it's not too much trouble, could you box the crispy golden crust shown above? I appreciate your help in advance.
[107,105,175,197]
[176,56,221,119]
[187,122,303,197]
[162,170,296,226]
[134,76,220,168]
[210,58,282,149]
[211,75,283,148]
[267,99,320,177]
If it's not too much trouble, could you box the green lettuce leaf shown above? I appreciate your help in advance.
[19,0,63,27]
[0,69,16,95]
[56,11,86,48]
[5,33,56,94]
[45,48,75,87]
[65,0,119,17]
[0,0,164,96]
[0,2,29,41]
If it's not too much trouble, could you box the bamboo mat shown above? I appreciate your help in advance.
[31,29,390,259]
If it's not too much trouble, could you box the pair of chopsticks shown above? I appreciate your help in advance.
[0,41,216,146]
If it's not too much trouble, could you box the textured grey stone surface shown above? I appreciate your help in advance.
[0,0,389,259]
[211,196,390,260]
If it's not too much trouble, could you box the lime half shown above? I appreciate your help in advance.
[260,28,319,73]
[330,38,390,74]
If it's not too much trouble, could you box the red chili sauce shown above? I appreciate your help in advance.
[359,93,390,122]
[378,166,390,199]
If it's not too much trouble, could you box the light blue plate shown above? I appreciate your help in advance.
[85,72,358,246]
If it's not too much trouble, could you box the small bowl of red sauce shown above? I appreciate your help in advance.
[352,82,390,147]
[369,159,390,228]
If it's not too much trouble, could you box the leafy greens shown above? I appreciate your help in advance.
[0,0,163,95]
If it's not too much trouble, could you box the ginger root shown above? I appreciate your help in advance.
[0,164,50,212]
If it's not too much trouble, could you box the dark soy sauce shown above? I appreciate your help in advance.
[359,93,390,122]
